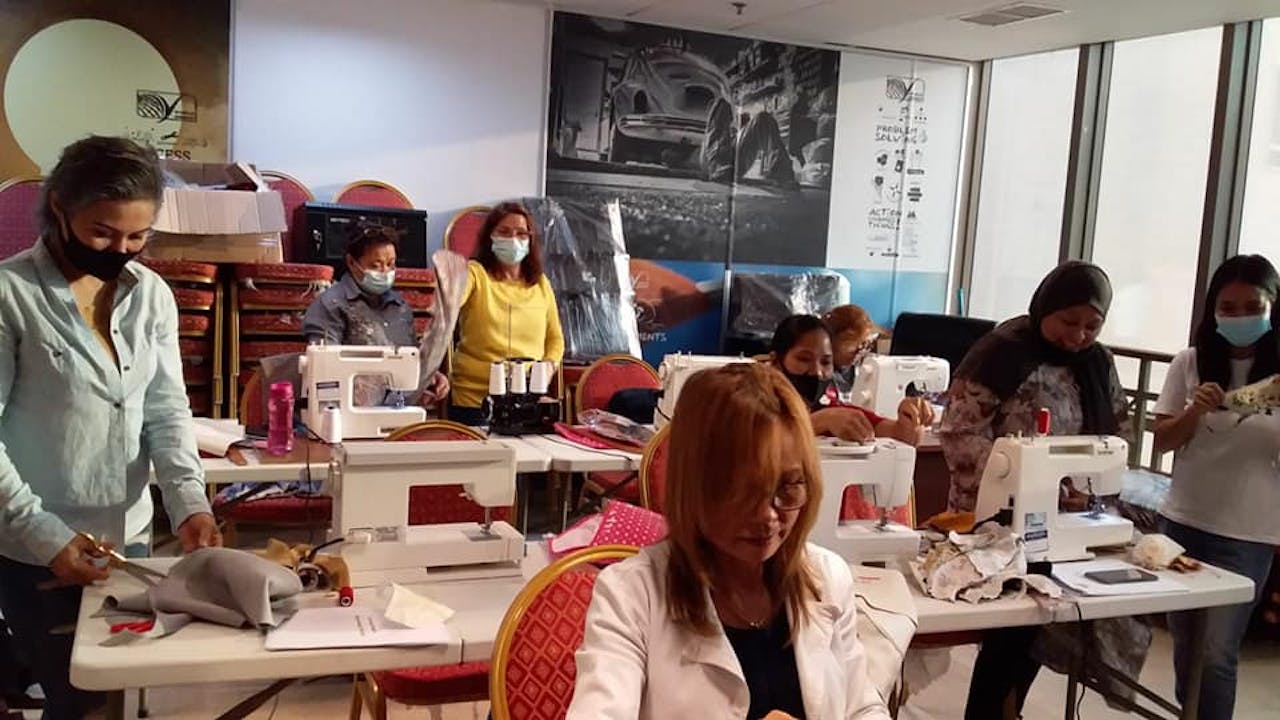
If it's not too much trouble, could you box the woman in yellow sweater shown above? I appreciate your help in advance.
[449,202,565,425]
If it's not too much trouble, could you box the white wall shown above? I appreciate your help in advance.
[231,0,548,252]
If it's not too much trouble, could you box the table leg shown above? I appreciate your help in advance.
[1180,609,1208,720]
[560,472,572,532]
[1064,672,1078,720]
[104,690,125,720]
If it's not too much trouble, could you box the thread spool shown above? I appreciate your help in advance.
[338,586,354,607]
[489,361,507,396]
[529,361,550,395]
[510,360,528,394]
[320,406,343,444]
[1036,408,1051,436]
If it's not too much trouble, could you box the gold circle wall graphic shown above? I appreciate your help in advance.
[3,19,180,171]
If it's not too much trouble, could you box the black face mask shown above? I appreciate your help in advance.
[61,223,140,281]
[783,371,833,409]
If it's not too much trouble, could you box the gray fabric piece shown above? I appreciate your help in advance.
[103,548,302,636]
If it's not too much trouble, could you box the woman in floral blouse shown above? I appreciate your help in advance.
[939,261,1130,719]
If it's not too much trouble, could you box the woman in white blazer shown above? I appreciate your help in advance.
[567,363,890,720]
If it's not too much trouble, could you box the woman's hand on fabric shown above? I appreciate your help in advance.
[812,407,875,443]
[1190,382,1225,416]
[177,513,223,553]
[896,397,935,429]
[48,534,113,587]
[421,371,451,406]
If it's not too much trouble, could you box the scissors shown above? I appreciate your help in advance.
[78,532,167,586]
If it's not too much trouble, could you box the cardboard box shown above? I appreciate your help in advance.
[156,160,287,236]
[145,231,284,264]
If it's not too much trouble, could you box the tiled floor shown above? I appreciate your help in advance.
[24,630,1275,719]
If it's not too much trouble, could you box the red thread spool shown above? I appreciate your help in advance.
[338,586,354,607]
[1036,408,1051,436]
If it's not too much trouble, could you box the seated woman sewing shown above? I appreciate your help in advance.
[823,304,880,399]
[449,202,564,425]
[301,222,449,406]
[770,314,931,445]
[567,363,890,720]
[939,261,1131,719]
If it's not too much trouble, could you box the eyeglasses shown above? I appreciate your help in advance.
[493,229,532,241]
[771,481,808,511]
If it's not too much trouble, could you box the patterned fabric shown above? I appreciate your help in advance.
[261,176,314,261]
[172,288,216,310]
[335,183,412,209]
[445,209,489,259]
[235,262,332,284]
[239,286,321,310]
[0,179,41,261]
[578,358,659,416]
[642,434,669,512]
[240,313,304,335]
[939,363,1130,513]
[374,661,490,703]
[215,495,332,524]
[394,267,436,286]
[140,259,218,283]
[502,567,602,720]
[240,341,307,363]
[178,314,211,334]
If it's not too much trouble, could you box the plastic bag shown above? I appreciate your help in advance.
[578,408,655,448]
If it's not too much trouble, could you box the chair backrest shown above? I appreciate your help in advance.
[490,545,640,720]
[0,176,43,261]
[575,354,660,420]
[444,205,491,259]
[384,420,513,525]
[639,425,671,513]
[335,180,413,209]
[260,171,315,262]
[889,313,996,375]
[239,369,264,430]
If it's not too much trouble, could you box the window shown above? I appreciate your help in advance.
[968,49,1079,323]
[1239,18,1280,257]
[1092,27,1222,353]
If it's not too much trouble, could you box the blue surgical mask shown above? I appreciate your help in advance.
[357,268,395,296]
[491,236,530,266]
[1216,313,1271,348]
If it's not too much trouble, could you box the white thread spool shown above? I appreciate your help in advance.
[509,361,528,394]
[529,361,550,395]
[489,361,507,395]
[321,406,343,444]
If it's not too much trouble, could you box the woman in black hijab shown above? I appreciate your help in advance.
[940,261,1131,719]
[942,261,1126,513]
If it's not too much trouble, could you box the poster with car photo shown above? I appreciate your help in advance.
[546,12,840,267]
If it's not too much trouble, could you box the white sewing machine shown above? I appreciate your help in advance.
[849,355,950,417]
[810,438,920,562]
[328,440,524,586]
[299,344,426,439]
[655,353,755,429]
[974,435,1133,563]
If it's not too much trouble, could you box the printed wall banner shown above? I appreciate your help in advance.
[0,0,230,178]
[547,12,840,268]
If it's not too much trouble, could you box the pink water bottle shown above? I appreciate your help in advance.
[267,381,295,456]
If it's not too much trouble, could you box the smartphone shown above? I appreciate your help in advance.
[1084,568,1158,585]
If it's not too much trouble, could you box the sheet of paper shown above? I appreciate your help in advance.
[191,418,246,457]
[264,607,451,651]
[1052,559,1188,597]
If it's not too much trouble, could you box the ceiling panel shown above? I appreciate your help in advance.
[504,0,1280,60]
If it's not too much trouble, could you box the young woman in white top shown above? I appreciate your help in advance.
[1152,254,1280,720]
[566,363,889,720]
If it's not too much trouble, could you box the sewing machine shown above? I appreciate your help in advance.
[655,354,755,429]
[328,440,523,586]
[849,355,950,417]
[299,345,426,439]
[810,439,920,562]
[486,360,560,436]
[974,435,1133,563]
